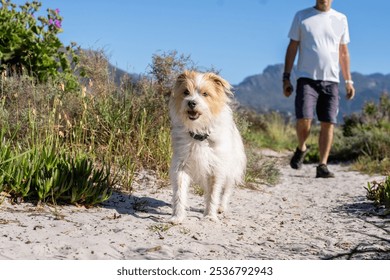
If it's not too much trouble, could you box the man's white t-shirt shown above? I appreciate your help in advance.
[288,7,350,83]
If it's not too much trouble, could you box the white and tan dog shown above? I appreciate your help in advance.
[169,71,246,224]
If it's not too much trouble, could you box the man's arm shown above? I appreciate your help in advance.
[339,43,355,99]
[283,39,299,97]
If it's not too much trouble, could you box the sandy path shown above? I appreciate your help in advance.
[0,153,389,260]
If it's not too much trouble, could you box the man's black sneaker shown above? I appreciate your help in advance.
[316,164,335,178]
[290,147,309,169]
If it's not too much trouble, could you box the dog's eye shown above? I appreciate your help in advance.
[183,89,190,96]
[202,92,208,97]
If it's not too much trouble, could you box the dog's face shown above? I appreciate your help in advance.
[170,71,233,130]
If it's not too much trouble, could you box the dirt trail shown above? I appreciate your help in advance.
[0,152,389,259]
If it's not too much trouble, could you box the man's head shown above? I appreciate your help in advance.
[315,0,333,12]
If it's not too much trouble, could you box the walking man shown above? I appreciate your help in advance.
[283,0,355,178]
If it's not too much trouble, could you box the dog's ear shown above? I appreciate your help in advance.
[207,73,233,97]
[176,71,188,83]
[172,71,189,96]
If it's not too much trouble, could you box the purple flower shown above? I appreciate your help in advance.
[55,8,60,14]
[54,20,62,28]
[49,19,53,25]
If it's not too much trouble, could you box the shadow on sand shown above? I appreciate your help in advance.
[324,197,390,259]
[101,192,171,222]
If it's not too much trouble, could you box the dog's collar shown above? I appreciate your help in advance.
[189,131,209,141]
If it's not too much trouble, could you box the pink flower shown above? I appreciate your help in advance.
[49,19,53,25]
[54,20,62,28]
[55,8,60,14]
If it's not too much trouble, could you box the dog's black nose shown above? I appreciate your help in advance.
[188,100,197,109]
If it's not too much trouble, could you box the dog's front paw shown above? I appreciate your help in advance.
[203,214,219,222]
[218,206,226,214]
[169,215,185,225]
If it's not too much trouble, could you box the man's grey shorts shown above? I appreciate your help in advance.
[295,78,339,124]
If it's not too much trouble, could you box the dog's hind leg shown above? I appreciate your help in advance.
[170,170,190,224]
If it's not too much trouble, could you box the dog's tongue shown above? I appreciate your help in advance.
[188,110,199,120]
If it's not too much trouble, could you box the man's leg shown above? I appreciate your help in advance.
[296,118,312,152]
[291,78,316,169]
[318,122,334,165]
[315,80,338,178]
[316,121,335,178]
[290,118,312,169]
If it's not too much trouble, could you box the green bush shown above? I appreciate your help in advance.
[335,93,390,174]
[0,0,79,89]
[0,136,112,205]
[366,176,390,212]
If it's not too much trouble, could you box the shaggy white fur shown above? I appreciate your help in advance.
[169,71,246,224]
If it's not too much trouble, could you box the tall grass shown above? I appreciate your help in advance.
[0,50,173,204]
[240,110,296,151]
[234,111,281,186]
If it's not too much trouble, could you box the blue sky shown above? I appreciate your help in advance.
[9,0,390,84]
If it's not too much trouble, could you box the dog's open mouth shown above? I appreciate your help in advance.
[187,110,200,120]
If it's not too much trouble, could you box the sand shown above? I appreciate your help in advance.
[0,151,389,260]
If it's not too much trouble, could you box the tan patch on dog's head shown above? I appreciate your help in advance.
[201,72,233,116]
[172,71,233,117]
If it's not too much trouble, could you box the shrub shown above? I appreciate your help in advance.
[148,50,194,96]
[366,176,390,212]
[334,93,390,174]
[147,50,220,96]
[244,145,280,187]
[0,135,113,205]
[0,0,79,89]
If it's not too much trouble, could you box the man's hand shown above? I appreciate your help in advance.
[346,83,355,100]
[283,79,294,97]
